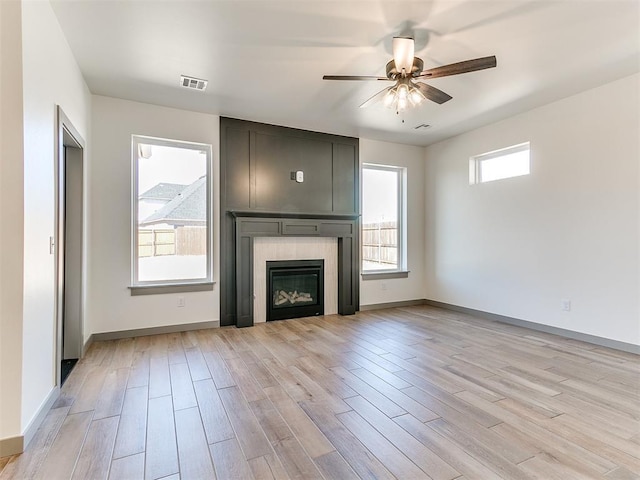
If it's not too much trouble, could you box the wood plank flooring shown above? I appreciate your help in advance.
[1,305,639,479]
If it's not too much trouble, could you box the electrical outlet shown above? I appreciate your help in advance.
[380,282,387,291]
[561,299,571,312]
[177,296,185,307]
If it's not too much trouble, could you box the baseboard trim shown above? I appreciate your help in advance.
[423,299,640,355]
[23,386,60,450]
[360,299,427,311]
[82,335,94,356]
[91,320,220,342]
[0,385,60,458]
[0,436,22,459]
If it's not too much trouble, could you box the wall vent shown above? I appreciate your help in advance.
[414,124,431,130]
[180,75,208,91]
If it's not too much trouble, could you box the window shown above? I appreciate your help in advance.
[361,164,406,273]
[470,142,530,184]
[132,136,212,289]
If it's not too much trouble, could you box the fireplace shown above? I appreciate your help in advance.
[220,118,359,327]
[267,259,324,321]
[228,215,358,327]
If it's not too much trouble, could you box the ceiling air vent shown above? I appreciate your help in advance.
[414,124,431,130]
[180,75,208,91]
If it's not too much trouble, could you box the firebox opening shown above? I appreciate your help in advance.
[267,259,324,321]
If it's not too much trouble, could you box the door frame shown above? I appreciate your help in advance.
[54,106,86,387]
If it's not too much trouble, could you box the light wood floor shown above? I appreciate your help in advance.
[1,305,639,479]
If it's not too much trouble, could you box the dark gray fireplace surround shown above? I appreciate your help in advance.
[220,117,360,327]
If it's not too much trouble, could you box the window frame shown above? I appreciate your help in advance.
[360,163,408,279]
[130,135,213,294]
[470,141,530,184]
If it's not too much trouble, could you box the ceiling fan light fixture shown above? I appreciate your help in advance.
[397,96,409,112]
[383,79,426,113]
[383,88,396,107]
[392,37,414,75]
[397,83,409,99]
[323,37,496,113]
[409,86,425,106]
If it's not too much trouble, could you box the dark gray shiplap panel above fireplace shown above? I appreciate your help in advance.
[220,117,360,327]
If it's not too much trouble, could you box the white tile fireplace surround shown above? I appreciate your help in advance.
[253,237,338,323]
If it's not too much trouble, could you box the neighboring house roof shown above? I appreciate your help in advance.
[140,176,206,226]
[139,182,188,201]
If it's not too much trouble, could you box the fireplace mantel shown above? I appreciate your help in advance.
[229,210,359,220]
[234,216,359,327]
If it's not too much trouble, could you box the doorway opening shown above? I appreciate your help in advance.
[56,107,85,386]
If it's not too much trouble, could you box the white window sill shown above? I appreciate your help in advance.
[129,282,215,296]
[361,271,409,280]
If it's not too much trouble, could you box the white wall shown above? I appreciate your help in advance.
[0,0,25,445]
[2,2,90,434]
[19,0,92,433]
[359,138,426,306]
[424,74,640,346]
[89,96,219,335]
[22,1,91,429]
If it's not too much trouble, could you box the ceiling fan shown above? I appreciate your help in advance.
[323,37,496,113]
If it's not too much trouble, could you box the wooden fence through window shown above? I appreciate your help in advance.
[362,221,397,266]
[138,227,206,257]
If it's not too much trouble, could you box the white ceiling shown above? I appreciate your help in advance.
[50,0,639,146]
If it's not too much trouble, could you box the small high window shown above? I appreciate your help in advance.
[132,136,212,289]
[361,164,406,273]
[470,142,530,184]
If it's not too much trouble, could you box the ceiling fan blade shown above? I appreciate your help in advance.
[359,86,394,108]
[418,55,497,79]
[323,75,391,81]
[414,82,452,104]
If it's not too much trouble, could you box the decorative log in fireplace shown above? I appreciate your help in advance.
[267,259,324,321]
[274,290,313,306]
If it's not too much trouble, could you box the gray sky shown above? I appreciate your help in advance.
[362,168,397,224]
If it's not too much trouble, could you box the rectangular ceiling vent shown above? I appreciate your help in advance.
[180,75,208,91]
[414,124,431,130]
